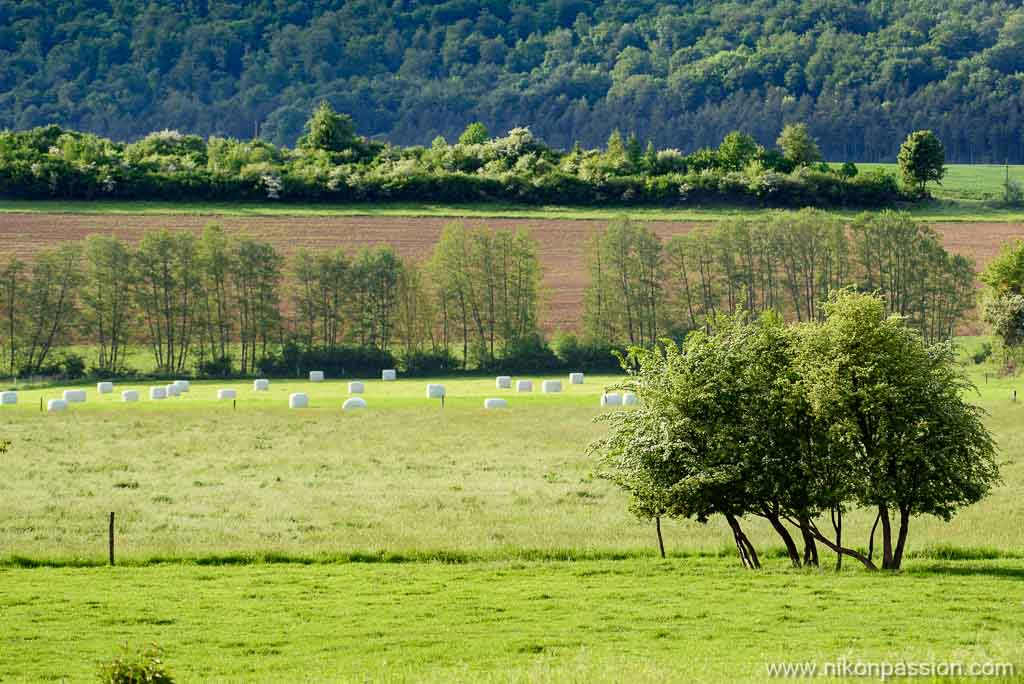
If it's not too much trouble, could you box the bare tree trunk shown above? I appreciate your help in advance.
[655,516,665,559]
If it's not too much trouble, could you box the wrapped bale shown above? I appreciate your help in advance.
[63,389,86,403]
[495,375,512,389]
[289,393,309,409]
[253,379,270,391]
[121,390,140,402]
[569,372,584,385]
[149,387,167,400]
[516,380,533,393]
[174,380,190,393]
[623,392,639,406]
[348,382,365,394]
[343,397,367,410]
[483,398,509,409]
[382,369,397,381]
[166,384,181,397]
[47,399,67,412]
[600,392,623,407]
[426,384,446,399]
[309,371,324,382]
[542,380,562,393]
[97,382,114,394]
[217,389,236,400]
[0,391,16,405]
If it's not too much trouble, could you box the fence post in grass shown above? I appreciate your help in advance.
[233,399,237,412]
[108,512,115,566]
[39,397,42,412]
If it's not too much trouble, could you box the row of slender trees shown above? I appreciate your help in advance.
[0,223,544,377]
[584,210,976,348]
[0,211,978,378]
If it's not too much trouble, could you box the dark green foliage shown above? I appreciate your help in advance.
[0,1,1020,163]
[97,643,174,684]
[258,344,397,379]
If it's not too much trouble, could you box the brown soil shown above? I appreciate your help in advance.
[1,213,1021,333]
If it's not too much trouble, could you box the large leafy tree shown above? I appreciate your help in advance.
[897,130,946,196]
[597,291,1000,572]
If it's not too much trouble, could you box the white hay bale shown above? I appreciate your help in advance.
[289,392,309,409]
[0,391,16,405]
[516,380,533,393]
[382,369,397,381]
[149,387,167,400]
[483,398,509,409]
[97,381,113,394]
[426,383,446,399]
[121,390,139,402]
[253,379,270,391]
[343,397,367,411]
[622,392,639,406]
[542,380,562,393]
[63,389,86,403]
[348,381,365,394]
[173,380,190,393]
[601,392,623,407]
[47,399,67,412]
[495,375,512,389]
[309,370,324,382]
[570,372,585,385]
[217,389,236,400]
[165,384,181,397]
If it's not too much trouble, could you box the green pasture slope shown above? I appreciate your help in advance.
[2,163,1024,223]
[1,352,1024,682]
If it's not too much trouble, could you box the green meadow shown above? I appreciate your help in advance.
[2,347,1023,681]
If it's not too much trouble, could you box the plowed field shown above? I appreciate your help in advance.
[1,213,1021,332]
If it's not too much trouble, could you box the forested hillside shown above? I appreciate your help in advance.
[1,0,1023,162]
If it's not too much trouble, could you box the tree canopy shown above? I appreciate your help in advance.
[1,0,1023,163]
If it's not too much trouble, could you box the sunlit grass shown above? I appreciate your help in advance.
[1,557,1022,682]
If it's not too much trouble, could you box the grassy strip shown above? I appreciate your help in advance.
[3,544,1019,569]
[2,198,1024,222]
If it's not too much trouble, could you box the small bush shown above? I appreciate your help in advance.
[98,643,174,684]
[972,341,993,365]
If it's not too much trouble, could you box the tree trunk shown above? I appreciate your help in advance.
[725,513,760,570]
[655,516,666,559]
[763,509,801,568]
[800,522,819,567]
[878,504,894,570]
[890,506,911,571]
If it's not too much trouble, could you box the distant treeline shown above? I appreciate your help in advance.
[0,210,974,381]
[0,112,909,207]
[2,1,1023,163]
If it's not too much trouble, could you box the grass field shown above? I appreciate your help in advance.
[2,347,1023,681]
[859,163,1024,202]
[2,558,1022,682]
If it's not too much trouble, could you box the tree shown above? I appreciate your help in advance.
[19,245,82,375]
[82,236,134,375]
[776,123,823,167]
[134,230,201,373]
[980,240,1024,365]
[718,131,760,171]
[796,291,999,571]
[298,102,357,154]
[458,122,489,145]
[898,130,946,196]
[0,259,25,377]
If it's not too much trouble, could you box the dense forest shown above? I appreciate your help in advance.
[2,0,1023,163]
